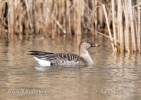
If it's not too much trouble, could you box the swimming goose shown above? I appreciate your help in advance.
[29,41,99,66]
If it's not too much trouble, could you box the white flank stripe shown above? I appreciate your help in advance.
[34,57,51,66]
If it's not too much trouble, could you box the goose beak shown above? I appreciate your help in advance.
[94,43,100,47]
[90,42,100,47]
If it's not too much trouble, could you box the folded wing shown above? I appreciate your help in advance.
[29,51,86,66]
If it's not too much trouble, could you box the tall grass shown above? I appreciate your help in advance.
[0,0,140,53]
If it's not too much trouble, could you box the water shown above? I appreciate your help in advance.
[0,36,141,100]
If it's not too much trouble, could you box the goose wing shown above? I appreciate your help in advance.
[29,51,86,66]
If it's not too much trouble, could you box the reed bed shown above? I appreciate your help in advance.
[0,0,140,53]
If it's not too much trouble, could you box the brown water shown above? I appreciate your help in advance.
[0,36,141,100]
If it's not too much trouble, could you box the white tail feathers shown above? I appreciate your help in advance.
[34,57,51,66]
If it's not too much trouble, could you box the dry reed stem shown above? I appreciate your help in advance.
[54,18,66,34]
[66,0,71,34]
[131,3,141,8]
[8,0,15,40]
[129,0,137,51]
[123,0,130,53]
[137,0,141,53]
[118,0,124,52]
[88,28,120,43]
[74,0,83,35]
[100,3,114,51]
[111,0,117,52]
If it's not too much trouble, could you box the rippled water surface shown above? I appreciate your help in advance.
[0,36,141,100]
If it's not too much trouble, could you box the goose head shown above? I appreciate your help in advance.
[79,40,99,65]
[79,40,100,50]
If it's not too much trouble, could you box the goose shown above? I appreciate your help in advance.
[29,40,99,67]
